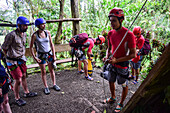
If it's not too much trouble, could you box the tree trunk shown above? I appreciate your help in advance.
[70,0,80,36]
[54,0,65,44]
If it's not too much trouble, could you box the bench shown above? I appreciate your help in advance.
[25,44,76,69]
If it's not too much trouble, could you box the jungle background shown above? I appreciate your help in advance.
[0,0,170,113]
[0,0,170,81]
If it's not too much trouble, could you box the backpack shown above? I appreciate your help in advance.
[139,38,151,55]
[69,33,88,49]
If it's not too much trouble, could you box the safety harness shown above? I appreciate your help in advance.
[0,46,14,90]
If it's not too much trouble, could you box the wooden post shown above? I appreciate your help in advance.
[71,0,80,36]
[121,43,170,113]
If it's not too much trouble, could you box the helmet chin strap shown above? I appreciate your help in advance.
[19,25,25,33]
[39,28,44,31]
[37,26,44,31]
[115,24,122,31]
[115,19,122,31]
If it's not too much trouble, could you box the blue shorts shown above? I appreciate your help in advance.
[0,80,9,103]
[39,57,53,64]
[130,55,143,69]
[78,54,86,61]
[107,64,129,85]
[130,61,141,69]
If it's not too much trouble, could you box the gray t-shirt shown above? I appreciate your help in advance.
[2,29,26,64]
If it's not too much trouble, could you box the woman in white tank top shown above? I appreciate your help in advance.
[30,18,61,95]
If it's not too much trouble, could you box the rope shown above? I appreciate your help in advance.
[102,0,148,101]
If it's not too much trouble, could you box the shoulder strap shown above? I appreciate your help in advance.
[36,30,47,38]
[44,30,48,37]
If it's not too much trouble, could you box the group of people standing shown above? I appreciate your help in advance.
[0,16,61,112]
[0,7,145,113]
[70,7,145,113]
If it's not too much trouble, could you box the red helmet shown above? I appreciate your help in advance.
[95,35,105,45]
[108,8,124,19]
[133,26,141,37]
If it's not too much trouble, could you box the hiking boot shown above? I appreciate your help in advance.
[53,85,61,91]
[44,88,50,95]
[24,92,38,98]
[15,98,26,106]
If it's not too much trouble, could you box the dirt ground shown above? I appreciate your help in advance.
[8,67,141,113]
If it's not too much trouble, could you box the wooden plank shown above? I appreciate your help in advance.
[0,18,81,27]
[54,44,71,52]
[121,44,170,113]
[46,18,82,23]
[27,58,75,69]
[0,23,34,27]
[25,44,71,56]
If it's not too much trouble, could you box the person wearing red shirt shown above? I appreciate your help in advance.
[73,35,105,81]
[130,26,145,84]
[103,8,136,113]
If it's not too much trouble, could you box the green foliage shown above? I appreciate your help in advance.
[0,0,169,74]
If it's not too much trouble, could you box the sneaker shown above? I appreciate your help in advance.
[15,98,26,106]
[132,80,138,85]
[24,92,38,98]
[128,75,135,80]
[78,70,84,74]
[44,88,50,95]
[53,85,61,91]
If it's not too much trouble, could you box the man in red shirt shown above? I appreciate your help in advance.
[130,26,145,84]
[103,8,136,112]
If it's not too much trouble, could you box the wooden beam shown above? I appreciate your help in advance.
[121,43,170,113]
[0,18,81,27]
[25,44,71,56]
[0,23,34,27]
[46,18,81,23]
[53,44,71,53]
[27,58,75,69]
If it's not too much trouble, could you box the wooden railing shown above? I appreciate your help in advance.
[26,44,75,69]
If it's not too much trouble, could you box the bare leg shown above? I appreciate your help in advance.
[2,94,12,113]
[78,60,82,72]
[135,69,139,81]
[48,62,56,85]
[82,59,88,77]
[131,67,135,78]
[21,73,29,94]
[14,79,22,100]
[120,86,128,104]
[39,64,48,88]
[103,82,116,103]
[109,82,116,99]
[114,86,128,113]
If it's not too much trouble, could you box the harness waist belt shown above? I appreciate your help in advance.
[38,50,51,54]
[7,57,22,61]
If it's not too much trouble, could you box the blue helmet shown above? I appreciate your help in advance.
[16,16,30,25]
[35,18,46,27]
